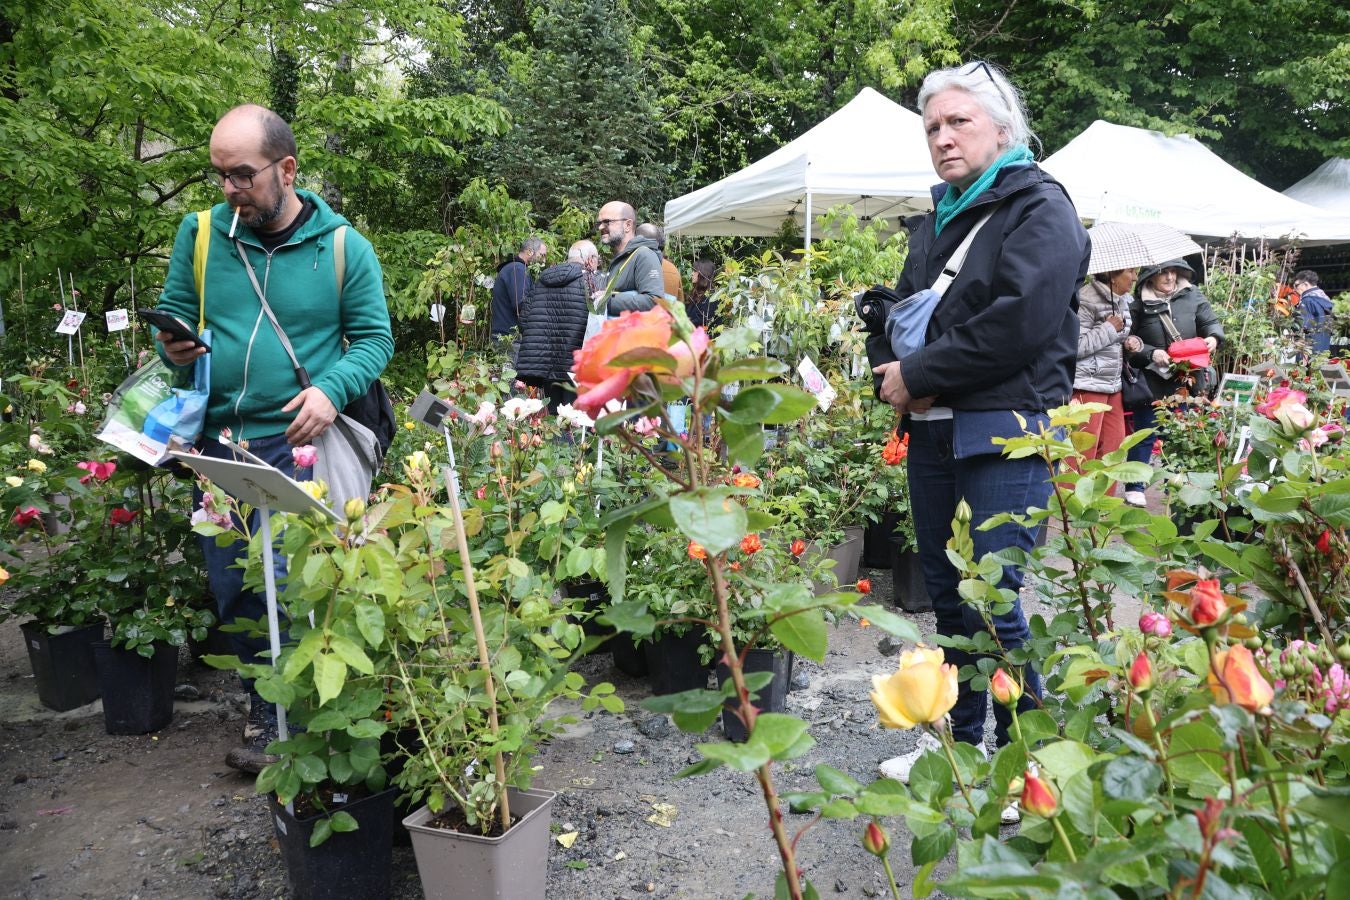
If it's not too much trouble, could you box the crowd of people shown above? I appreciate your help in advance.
[498,204,723,413]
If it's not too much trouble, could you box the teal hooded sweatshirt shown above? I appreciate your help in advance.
[156,190,394,441]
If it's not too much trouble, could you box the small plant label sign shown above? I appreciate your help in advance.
[797,356,836,412]
[56,310,86,335]
[106,309,130,332]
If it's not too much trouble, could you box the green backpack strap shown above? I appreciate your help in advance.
[192,209,211,331]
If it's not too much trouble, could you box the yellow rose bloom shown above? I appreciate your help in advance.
[870,645,958,729]
[5,476,22,487]
[298,480,328,501]
[26,458,47,474]
[0,566,9,584]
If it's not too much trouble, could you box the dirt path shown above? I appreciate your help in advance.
[2,550,1116,899]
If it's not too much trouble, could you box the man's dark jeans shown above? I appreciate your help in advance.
[907,418,1046,748]
[196,435,310,700]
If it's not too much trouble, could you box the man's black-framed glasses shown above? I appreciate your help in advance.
[595,217,628,231]
[206,158,283,190]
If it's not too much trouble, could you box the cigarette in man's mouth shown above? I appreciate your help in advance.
[228,207,240,238]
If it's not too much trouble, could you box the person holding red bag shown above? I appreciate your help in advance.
[1121,259,1223,506]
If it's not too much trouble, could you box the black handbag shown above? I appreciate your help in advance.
[1121,360,1153,408]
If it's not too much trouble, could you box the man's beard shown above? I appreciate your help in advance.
[242,171,287,230]
[602,231,624,250]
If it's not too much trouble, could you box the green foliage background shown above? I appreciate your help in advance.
[2,0,1347,362]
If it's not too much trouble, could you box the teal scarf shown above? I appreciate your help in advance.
[933,145,1034,236]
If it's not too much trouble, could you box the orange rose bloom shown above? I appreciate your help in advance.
[882,430,909,465]
[1208,645,1274,712]
[572,308,674,415]
[1188,579,1227,626]
[687,541,707,560]
[740,533,763,554]
[790,539,807,557]
[856,578,872,595]
[731,472,762,489]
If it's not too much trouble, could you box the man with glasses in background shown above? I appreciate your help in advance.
[593,200,663,313]
[153,104,393,774]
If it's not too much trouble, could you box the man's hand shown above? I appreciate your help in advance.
[1124,335,1143,353]
[155,327,206,367]
[1152,348,1171,368]
[1204,335,1218,353]
[283,387,338,445]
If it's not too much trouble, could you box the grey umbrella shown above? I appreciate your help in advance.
[1086,221,1203,275]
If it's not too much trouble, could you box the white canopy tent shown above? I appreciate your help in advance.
[1042,120,1350,244]
[1283,158,1350,211]
[663,87,936,242]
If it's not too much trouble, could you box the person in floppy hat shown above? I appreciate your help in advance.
[1120,257,1223,506]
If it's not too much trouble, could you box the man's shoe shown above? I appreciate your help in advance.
[1124,490,1147,507]
[226,701,279,774]
[877,731,943,784]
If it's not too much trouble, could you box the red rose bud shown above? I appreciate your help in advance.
[1188,578,1227,626]
[856,578,872,595]
[790,539,807,557]
[989,668,1023,706]
[1021,773,1058,818]
[862,821,890,857]
[1317,529,1333,556]
[11,506,41,528]
[1213,429,1228,449]
[1129,651,1154,693]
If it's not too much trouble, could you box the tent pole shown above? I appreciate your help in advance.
[804,192,813,274]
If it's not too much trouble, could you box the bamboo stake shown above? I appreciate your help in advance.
[439,423,511,831]
[68,275,88,388]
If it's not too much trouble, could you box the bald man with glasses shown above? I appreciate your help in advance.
[593,200,664,314]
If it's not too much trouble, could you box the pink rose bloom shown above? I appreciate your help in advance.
[1139,610,1172,637]
[292,444,318,468]
[1256,387,1315,435]
[632,416,659,436]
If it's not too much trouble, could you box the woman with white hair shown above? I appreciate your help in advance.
[872,61,1089,815]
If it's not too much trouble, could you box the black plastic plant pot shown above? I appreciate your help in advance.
[717,649,795,743]
[892,546,933,613]
[863,511,902,569]
[92,640,176,734]
[644,630,710,695]
[270,787,397,900]
[610,635,651,678]
[21,621,103,711]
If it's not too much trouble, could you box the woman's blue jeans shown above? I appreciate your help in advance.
[907,418,1046,747]
[195,435,310,695]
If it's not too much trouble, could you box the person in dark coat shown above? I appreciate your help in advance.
[1121,258,1223,505]
[685,259,719,329]
[491,237,547,338]
[516,240,598,412]
[1293,269,1333,355]
[870,61,1089,821]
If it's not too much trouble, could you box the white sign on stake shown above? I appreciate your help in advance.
[106,309,130,332]
[430,302,446,323]
[56,310,87,336]
[797,356,836,412]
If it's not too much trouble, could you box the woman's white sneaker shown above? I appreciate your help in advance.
[877,731,943,783]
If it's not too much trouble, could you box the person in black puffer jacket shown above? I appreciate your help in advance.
[517,240,599,412]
